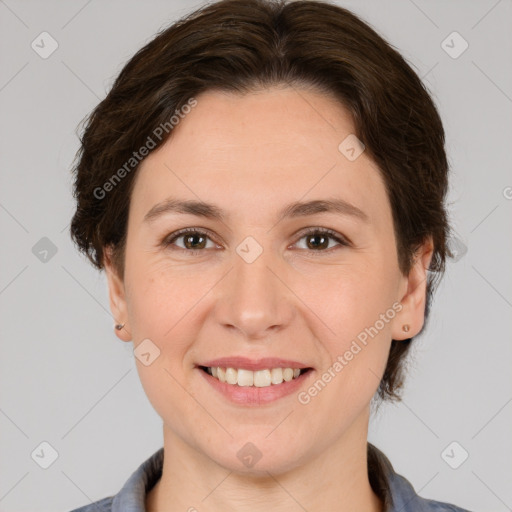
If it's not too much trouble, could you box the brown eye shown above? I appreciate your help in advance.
[182,232,207,250]
[305,232,330,250]
[294,228,349,253]
[164,229,216,252]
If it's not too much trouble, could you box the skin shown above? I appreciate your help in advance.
[104,86,433,512]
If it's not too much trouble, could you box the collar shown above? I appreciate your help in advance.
[109,444,459,512]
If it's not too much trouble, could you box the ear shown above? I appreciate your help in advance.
[104,246,132,342]
[392,237,434,341]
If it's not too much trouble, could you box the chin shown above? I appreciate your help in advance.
[205,436,307,476]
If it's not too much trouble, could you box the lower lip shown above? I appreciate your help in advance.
[197,368,314,406]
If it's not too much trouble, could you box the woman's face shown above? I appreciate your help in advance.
[106,86,430,473]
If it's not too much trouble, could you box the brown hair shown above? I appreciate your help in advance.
[70,0,451,404]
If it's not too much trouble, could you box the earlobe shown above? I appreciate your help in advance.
[113,322,131,342]
[104,246,132,342]
[392,237,434,340]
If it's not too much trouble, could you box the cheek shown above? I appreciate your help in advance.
[300,282,394,428]
[125,265,208,432]
[303,257,398,339]
[125,254,209,338]
[300,261,398,401]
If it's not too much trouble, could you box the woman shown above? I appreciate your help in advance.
[68,0,472,510]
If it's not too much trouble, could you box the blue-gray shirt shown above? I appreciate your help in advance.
[69,444,473,511]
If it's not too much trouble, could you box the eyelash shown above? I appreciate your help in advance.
[162,227,350,255]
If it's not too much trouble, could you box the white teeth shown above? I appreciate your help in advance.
[282,368,294,382]
[253,369,271,387]
[270,368,283,384]
[205,366,306,387]
[237,369,254,387]
[225,367,237,385]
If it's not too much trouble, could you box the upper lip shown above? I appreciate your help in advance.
[198,357,313,371]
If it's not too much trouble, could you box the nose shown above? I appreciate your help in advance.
[214,247,295,340]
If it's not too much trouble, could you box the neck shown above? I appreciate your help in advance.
[146,409,383,512]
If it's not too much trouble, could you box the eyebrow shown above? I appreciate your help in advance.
[143,197,369,224]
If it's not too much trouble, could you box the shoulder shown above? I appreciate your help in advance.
[388,472,474,512]
[367,443,474,512]
[67,496,113,512]
[66,447,163,512]
[413,494,474,512]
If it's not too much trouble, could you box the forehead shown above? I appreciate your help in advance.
[131,87,388,226]
[170,86,356,157]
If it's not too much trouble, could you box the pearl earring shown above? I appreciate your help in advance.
[402,324,410,332]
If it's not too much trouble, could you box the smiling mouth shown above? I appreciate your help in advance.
[198,365,313,387]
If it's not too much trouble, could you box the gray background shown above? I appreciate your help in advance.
[0,0,511,511]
